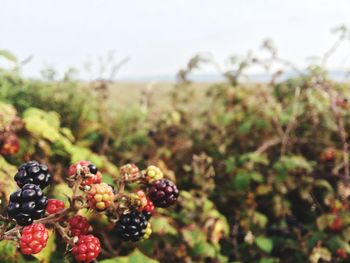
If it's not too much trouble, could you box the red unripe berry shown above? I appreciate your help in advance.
[87,183,114,211]
[68,160,91,176]
[68,161,102,186]
[68,215,91,237]
[143,198,155,213]
[72,235,101,263]
[330,217,343,232]
[0,133,20,155]
[337,248,348,259]
[46,199,65,214]
[20,223,49,255]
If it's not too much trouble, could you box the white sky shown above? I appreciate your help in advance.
[1,0,350,79]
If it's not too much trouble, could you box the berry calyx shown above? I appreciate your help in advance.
[148,179,179,208]
[7,184,48,226]
[20,223,49,255]
[68,215,91,237]
[14,161,52,189]
[143,165,163,183]
[68,161,102,186]
[72,235,101,263]
[115,211,148,242]
[87,183,114,211]
[46,199,65,214]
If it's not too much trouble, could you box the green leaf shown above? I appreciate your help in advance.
[182,226,207,247]
[0,50,17,63]
[99,249,159,263]
[191,241,216,258]
[150,216,177,235]
[250,172,264,183]
[237,119,253,134]
[0,240,23,262]
[314,179,334,192]
[255,236,273,253]
[225,156,236,173]
[233,171,250,190]
[259,259,278,263]
[253,212,268,228]
[51,183,73,207]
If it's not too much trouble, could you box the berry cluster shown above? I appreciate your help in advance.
[148,179,179,208]
[46,199,65,215]
[112,164,179,242]
[1,160,178,262]
[68,215,91,237]
[72,235,101,262]
[115,211,149,242]
[7,184,48,226]
[87,183,114,211]
[20,223,49,255]
[68,160,102,187]
[15,161,52,189]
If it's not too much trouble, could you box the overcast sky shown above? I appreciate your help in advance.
[1,0,350,80]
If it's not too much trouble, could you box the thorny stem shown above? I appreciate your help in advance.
[54,223,71,244]
[0,176,85,242]
[280,86,301,156]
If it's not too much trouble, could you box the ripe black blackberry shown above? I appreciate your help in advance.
[15,161,52,189]
[142,211,152,220]
[115,211,148,242]
[88,164,98,175]
[7,184,48,226]
[148,179,179,208]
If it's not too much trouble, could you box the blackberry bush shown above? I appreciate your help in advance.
[0,160,178,261]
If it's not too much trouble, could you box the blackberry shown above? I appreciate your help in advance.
[115,211,148,242]
[7,184,48,226]
[148,179,179,208]
[15,161,52,189]
[142,211,152,220]
[88,164,98,174]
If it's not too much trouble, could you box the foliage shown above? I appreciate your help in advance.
[1,26,350,262]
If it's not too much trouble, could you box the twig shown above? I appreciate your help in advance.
[280,86,301,155]
[255,137,281,154]
[324,85,350,183]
